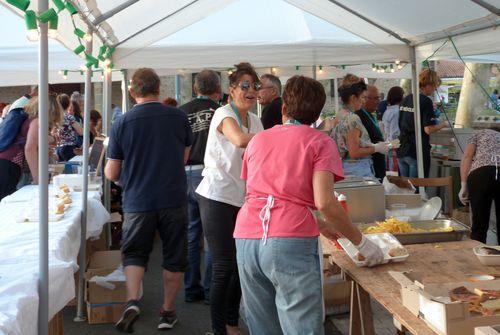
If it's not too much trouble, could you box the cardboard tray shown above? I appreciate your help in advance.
[390,271,500,335]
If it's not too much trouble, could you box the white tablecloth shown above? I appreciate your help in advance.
[0,185,110,335]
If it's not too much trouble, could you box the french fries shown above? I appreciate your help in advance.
[362,218,453,234]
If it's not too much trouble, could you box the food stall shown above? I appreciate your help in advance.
[323,175,500,335]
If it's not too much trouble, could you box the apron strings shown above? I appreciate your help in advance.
[258,195,275,245]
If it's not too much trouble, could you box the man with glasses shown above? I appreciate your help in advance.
[258,74,282,129]
[355,85,386,179]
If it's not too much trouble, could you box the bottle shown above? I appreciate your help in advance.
[338,194,348,214]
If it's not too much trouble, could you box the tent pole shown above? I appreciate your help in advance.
[410,46,426,191]
[113,0,198,47]
[324,0,411,44]
[93,0,140,25]
[468,0,500,16]
[334,78,339,113]
[122,70,130,113]
[312,66,317,80]
[103,69,112,247]
[38,0,49,333]
[75,30,93,322]
[175,75,182,105]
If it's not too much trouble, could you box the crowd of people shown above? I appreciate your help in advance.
[104,64,385,335]
[0,62,497,334]
[0,88,108,199]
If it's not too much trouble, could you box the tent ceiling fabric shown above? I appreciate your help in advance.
[285,0,499,46]
[113,0,410,69]
[0,0,498,86]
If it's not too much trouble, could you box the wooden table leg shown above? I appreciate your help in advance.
[356,283,375,335]
[349,281,362,335]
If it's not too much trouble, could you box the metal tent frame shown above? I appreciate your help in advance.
[25,0,498,332]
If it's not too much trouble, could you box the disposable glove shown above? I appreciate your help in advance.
[458,182,468,205]
[354,234,385,267]
[373,142,390,155]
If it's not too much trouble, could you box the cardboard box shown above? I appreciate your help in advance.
[390,271,500,335]
[322,255,350,314]
[323,276,351,308]
[87,302,126,324]
[85,250,126,324]
[87,230,108,256]
[49,311,63,335]
[476,326,500,335]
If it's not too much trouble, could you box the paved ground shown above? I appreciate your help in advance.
[63,240,399,335]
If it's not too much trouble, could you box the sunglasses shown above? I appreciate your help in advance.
[234,81,261,91]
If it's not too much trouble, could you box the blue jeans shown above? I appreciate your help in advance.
[185,167,212,300]
[236,238,324,335]
[398,156,418,178]
[342,157,375,178]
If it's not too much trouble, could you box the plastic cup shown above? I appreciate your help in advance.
[390,203,407,217]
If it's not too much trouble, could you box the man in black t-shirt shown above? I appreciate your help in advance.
[258,74,282,129]
[398,68,445,178]
[179,70,220,304]
[106,68,193,332]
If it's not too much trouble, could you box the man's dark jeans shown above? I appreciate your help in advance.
[185,167,212,301]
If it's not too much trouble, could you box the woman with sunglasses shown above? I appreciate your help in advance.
[196,62,263,335]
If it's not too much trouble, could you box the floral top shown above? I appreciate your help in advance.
[58,113,80,146]
[331,110,372,159]
[468,129,500,173]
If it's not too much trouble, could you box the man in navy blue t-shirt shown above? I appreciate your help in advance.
[105,68,193,332]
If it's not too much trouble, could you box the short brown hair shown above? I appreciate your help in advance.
[57,93,70,110]
[229,62,259,87]
[162,97,178,107]
[282,76,326,125]
[131,68,160,97]
[387,86,405,105]
[419,68,441,89]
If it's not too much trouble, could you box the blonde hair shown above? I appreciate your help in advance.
[419,68,441,89]
[24,95,63,129]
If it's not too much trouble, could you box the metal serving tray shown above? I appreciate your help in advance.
[358,219,470,245]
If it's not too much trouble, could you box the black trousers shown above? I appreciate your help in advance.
[198,195,241,335]
[468,166,500,244]
[0,159,21,201]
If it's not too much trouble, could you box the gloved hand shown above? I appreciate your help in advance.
[458,182,468,205]
[372,142,390,155]
[354,234,385,267]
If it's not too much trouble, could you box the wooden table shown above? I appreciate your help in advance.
[323,239,500,335]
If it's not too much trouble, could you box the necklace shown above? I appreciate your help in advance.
[285,119,302,125]
[229,102,249,130]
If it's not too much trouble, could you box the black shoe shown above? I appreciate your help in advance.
[158,310,178,330]
[184,290,205,303]
[115,300,140,333]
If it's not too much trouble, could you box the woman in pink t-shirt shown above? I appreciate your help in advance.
[234,76,384,335]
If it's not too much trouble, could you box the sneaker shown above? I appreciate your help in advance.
[115,300,140,333]
[158,309,178,330]
[184,290,205,303]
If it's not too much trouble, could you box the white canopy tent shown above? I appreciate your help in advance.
[0,0,498,334]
